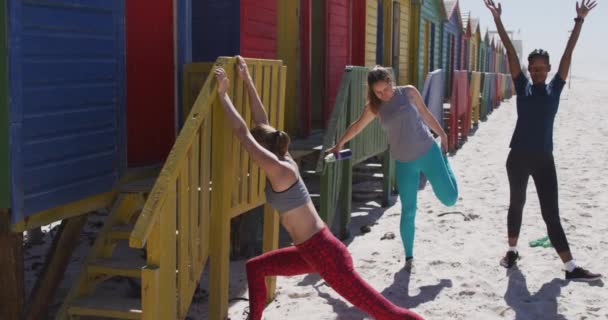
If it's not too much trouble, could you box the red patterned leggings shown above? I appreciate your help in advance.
[245,227,424,320]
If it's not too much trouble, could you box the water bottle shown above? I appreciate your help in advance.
[324,149,352,163]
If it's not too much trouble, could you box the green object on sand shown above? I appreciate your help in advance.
[529,235,553,248]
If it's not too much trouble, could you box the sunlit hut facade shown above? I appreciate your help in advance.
[469,18,481,72]
[441,0,463,98]
[412,0,448,89]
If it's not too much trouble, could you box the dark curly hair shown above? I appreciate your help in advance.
[528,49,550,64]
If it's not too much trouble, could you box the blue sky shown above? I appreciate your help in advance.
[459,0,608,80]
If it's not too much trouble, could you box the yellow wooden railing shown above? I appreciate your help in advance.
[129,57,286,319]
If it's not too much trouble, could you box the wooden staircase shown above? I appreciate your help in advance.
[56,178,156,319]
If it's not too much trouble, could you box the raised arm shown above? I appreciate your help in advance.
[326,105,377,154]
[236,56,269,126]
[405,86,449,153]
[484,0,522,79]
[558,0,596,80]
[214,68,286,177]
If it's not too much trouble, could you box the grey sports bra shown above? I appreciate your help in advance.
[264,158,312,214]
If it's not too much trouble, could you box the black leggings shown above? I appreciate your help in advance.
[506,150,570,253]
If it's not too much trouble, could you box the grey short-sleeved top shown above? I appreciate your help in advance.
[377,86,434,162]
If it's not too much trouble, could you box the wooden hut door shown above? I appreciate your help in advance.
[125,0,176,167]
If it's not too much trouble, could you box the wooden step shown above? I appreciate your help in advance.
[353,162,383,174]
[107,224,134,241]
[119,178,157,193]
[68,295,141,319]
[88,256,146,278]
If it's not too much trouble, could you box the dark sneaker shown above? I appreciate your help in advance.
[500,251,519,268]
[565,267,602,281]
[405,256,414,272]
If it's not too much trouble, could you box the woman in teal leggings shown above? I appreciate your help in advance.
[328,66,458,265]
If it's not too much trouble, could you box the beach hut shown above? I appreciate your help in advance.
[470,71,482,127]
[497,43,503,73]
[447,70,469,152]
[413,0,447,89]
[469,18,481,72]
[501,46,508,74]
[442,0,463,98]
[478,30,484,72]
[460,12,471,71]
[489,38,495,72]
[0,0,196,260]
[493,41,499,73]
[480,30,490,72]
[2,0,205,226]
[3,1,127,227]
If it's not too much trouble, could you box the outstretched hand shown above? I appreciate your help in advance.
[576,0,597,18]
[484,0,502,19]
[236,55,251,81]
[214,68,230,96]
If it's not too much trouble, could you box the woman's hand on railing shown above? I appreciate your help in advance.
[236,55,252,82]
[215,68,230,96]
[326,144,343,155]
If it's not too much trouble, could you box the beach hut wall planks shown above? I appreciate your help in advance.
[192,0,239,61]
[5,0,126,226]
[416,0,447,89]
[277,0,312,136]
[442,0,462,98]
[126,0,176,166]
[396,0,413,85]
[460,12,471,71]
[352,0,381,67]
[298,0,354,130]
[480,30,489,72]
[377,0,410,84]
[469,18,481,71]
[240,0,278,58]
[351,1,412,83]
[322,0,351,128]
[1,0,8,209]
[192,0,277,61]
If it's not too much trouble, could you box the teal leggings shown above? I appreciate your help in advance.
[395,143,458,258]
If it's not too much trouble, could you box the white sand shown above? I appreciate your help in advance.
[189,78,607,319]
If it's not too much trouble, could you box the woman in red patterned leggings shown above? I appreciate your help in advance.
[215,57,423,320]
